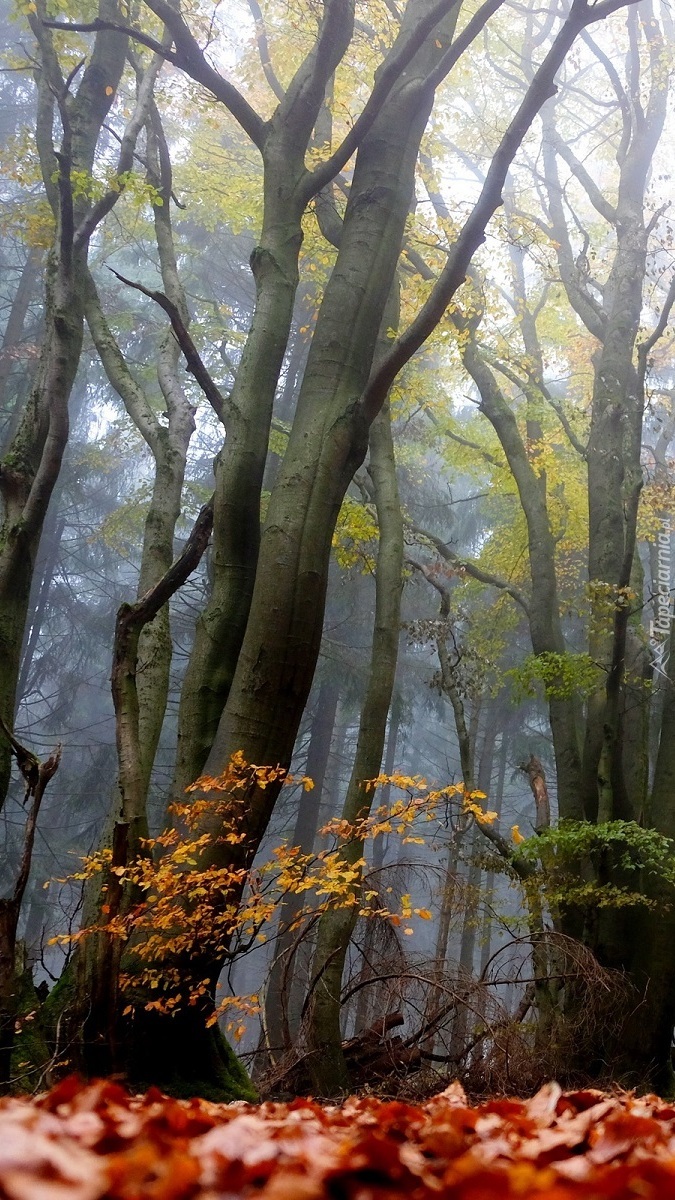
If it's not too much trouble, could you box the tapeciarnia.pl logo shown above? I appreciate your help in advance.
[650,517,673,680]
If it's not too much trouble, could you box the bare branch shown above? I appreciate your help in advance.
[304,0,467,198]
[44,13,267,149]
[407,523,530,614]
[361,0,633,423]
[108,268,231,424]
[247,0,284,101]
[119,499,214,632]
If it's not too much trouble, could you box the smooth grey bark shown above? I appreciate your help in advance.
[171,0,359,798]
[351,703,401,1036]
[455,323,584,819]
[0,246,44,447]
[479,728,508,975]
[79,500,214,1076]
[84,95,193,831]
[196,0,601,839]
[67,76,197,1074]
[448,722,496,1058]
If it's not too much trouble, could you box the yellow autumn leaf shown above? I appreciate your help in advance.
[511,824,526,845]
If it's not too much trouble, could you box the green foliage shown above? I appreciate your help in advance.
[508,651,601,701]
[95,484,153,554]
[514,820,675,911]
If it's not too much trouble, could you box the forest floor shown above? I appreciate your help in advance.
[2,1075,675,1199]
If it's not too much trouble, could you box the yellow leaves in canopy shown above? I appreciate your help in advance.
[638,480,675,542]
[463,792,498,825]
[332,495,378,572]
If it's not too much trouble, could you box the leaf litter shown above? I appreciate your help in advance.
[3,1076,675,1199]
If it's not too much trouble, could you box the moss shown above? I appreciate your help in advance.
[41,960,76,1041]
[137,1063,257,1105]
[126,1005,258,1103]
[10,964,50,1094]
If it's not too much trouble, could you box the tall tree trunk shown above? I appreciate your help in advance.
[0,0,138,808]
[352,704,401,1035]
[457,332,583,819]
[540,11,667,821]
[479,728,508,975]
[171,3,357,797]
[447,716,496,1059]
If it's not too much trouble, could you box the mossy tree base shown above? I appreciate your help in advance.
[124,1004,256,1103]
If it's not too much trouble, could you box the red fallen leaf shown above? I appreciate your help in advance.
[10,1076,675,1200]
[0,1112,106,1200]
[588,1111,668,1164]
[555,1087,609,1113]
[106,1141,201,1200]
[526,1081,563,1123]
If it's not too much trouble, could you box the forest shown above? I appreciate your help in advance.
[1,0,675,1129]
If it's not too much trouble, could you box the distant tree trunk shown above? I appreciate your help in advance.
[479,728,508,976]
[448,720,497,1058]
[0,247,43,448]
[540,10,668,821]
[264,679,339,1059]
[456,331,583,820]
[306,394,404,1097]
[352,704,401,1035]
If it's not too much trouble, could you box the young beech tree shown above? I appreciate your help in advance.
[50,0,637,1096]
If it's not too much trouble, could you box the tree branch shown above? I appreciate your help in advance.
[361,0,631,423]
[247,0,284,101]
[83,270,161,455]
[407,523,530,614]
[73,40,166,249]
[43,12,267,149]
[304,0,468,199]
[546,127,617,225]
[118,498,214,633]
[108,268,230,425]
